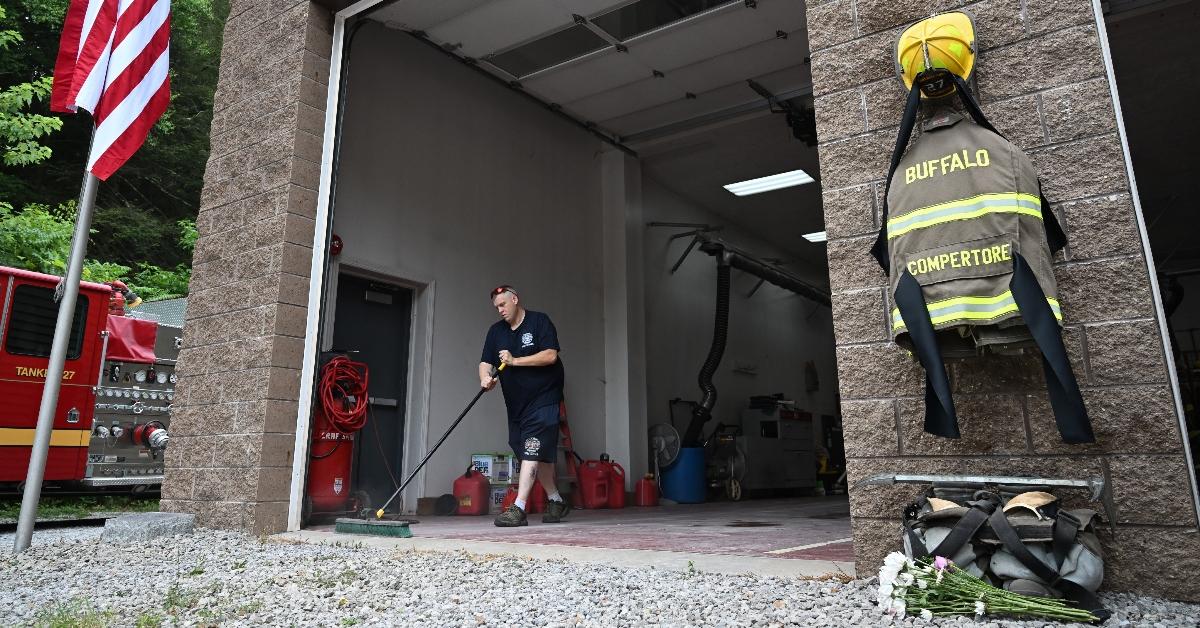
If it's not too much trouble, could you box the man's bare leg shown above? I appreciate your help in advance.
[515,459,539,509]
[536,461,559,498]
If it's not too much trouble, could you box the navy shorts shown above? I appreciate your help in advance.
[509,404,560,462]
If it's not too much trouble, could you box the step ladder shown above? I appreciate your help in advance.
[558,400,584,508]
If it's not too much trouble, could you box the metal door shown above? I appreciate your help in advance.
[331,273,413,510]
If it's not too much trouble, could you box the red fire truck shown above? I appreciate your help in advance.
[0,266,179,493]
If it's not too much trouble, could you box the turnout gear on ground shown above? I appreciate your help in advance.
[872,13,1095,444]
[902,487,1108,621]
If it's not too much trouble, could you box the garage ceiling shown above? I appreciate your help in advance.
[367,0,825,269]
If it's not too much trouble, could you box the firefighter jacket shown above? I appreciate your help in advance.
[871,81,1095,444]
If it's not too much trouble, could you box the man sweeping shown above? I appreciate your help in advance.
[480,285,571,527]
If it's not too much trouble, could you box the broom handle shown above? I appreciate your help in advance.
[376,364,504,516]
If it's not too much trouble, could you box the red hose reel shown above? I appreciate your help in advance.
[318,356,369,434]
[305,356,370,518]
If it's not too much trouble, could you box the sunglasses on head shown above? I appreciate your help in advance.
[490,285,517,299]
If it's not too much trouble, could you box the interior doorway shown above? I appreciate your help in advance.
[331,273,414,512]
[1105,0,1200,492]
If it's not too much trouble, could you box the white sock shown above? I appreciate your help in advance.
[514,498,527,511]
[548,491,563,503]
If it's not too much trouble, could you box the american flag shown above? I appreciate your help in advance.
[50,0,171,181]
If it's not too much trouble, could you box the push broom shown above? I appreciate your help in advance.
[334,364,504,537]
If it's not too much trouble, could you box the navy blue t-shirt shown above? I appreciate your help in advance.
[481,310,564,424]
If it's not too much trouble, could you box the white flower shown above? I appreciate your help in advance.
[877,583,894,605]
[897,573,915,587]
[891,600,907,619]
[884,552,907,568]
[879,566,902,589]
[974,601,986,616]
[935,569,944,584]
[920,609,933,621]
[916,578,928,590]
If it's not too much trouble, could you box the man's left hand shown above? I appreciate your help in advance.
[499,350,515,366]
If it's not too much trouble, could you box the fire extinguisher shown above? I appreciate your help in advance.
[304,355,369,521]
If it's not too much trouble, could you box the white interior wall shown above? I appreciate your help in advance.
[328,23,608,505]
[641,177,839,455]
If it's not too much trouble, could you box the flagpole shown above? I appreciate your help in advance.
[13,168,100,553]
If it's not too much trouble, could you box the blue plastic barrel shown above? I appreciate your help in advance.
[660,447,706,503]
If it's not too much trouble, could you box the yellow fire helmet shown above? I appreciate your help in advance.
[895,11,976,99]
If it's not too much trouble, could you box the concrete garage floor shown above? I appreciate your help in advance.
[290,496,855,579]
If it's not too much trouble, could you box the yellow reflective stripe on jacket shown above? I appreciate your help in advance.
[887,193,1042,240]
[892,292,1062,331]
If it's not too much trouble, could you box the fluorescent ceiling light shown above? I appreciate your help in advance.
[724,169,814,196]
[802,231,827,243]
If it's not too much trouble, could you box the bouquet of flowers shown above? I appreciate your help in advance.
[876,552,1099,622]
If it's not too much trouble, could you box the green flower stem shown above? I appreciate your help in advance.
[895,559,1099,622]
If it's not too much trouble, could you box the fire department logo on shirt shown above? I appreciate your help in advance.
[524,437,541,456]
[521,332,534,348]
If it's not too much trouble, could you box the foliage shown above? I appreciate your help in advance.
[0,495,159,520]
[32,599,113,628]
[1,76,62,166]
[131,262,192,302]
[0,203,192,298]
[0,0,229,221]
[0,6,63,168]
[0,0,229,298]
[0,201,74,274]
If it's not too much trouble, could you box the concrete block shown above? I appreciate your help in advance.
[831,288,888,344]
[1084,321,1167,386]
[101,512,196,543]
[898,394,1029,455]
[821,183,876,240]
[1027,386,1183,454]
[1055,256,1153,323]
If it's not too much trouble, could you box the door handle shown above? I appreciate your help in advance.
[369,397,398,407]
[66,408,80,424]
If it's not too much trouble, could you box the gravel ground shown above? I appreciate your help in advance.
[1,527,1197,627]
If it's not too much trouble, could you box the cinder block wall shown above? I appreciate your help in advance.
[805,0,1200,600]
[161,0,331,534]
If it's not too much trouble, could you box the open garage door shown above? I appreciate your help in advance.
[299,0,851,562]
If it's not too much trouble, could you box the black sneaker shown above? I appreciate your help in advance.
[542,499,571,523]
[494,505,528,527]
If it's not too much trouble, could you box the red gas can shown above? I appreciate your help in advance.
[500,482,547,513]
[602,455,626,509]
[635,474,659,507]
[578,460,610,509]
[453,468,490,515]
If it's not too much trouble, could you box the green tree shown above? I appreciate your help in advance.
[0,202,192,298]
[0,0,227,300]
[0,5,62,168]
[0,0,228,268]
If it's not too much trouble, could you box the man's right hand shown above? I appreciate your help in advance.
[481,376,497,391]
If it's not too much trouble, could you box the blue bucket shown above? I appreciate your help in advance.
[660,447,706,504]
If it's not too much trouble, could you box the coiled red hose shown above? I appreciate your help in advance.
[319,356,369,434]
